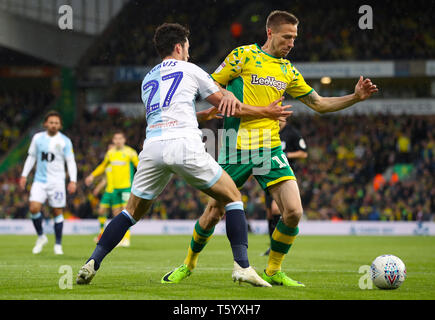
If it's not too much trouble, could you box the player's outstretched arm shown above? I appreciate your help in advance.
[206,90,292,121]
[235,97,293,120]
[211,81,293,120]
[299,76,378,114]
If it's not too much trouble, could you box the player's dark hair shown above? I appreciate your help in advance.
[43,110,62,124]
[113,130,125,137]
[266,10,299,31]
[153,23,190,59]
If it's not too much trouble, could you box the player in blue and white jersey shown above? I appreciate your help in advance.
[19,111,77,255]
[77,23,290,286]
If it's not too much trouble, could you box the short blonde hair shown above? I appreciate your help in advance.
[266,10,299,32]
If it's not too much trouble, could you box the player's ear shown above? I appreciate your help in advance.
[174,43,181,55]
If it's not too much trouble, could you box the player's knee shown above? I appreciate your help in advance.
[282,207,303,226]
[29,203,40,214]
[225,188,242,204]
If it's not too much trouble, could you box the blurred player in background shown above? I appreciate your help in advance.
[85,132,138,247]
[90,143,115,243]
[262,118,308,256]
[19,110,77,255]
[166,10,378,287]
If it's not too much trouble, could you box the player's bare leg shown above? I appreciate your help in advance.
[53,207,65,255]
[162,171,271,287]
[261,179,304,286]
[30,201,47,254]
[77,194,152,284]
[262,199,280,256]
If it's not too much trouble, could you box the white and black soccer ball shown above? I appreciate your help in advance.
[371,255,407,289]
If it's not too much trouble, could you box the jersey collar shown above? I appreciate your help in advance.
[255,43,282,60]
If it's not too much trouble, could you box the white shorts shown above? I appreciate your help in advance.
[132,136,222,200]
[29,182,66,208]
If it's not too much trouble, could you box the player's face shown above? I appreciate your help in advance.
[181,39,190,61]
[44,116,61,135]
[270,23,298,57]
[112,134,125,148]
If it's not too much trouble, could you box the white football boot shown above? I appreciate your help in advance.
[232,261,272,287]
[76,259,97,285]
[32,235,48,254]
[54,244,64,255]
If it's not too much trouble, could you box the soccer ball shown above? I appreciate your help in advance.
[370,255,406,289]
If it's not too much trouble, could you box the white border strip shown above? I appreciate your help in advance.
[0,220,434,236]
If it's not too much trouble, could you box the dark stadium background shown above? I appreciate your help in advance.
[0,0,433,224]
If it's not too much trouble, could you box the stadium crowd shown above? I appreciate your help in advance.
[0,111,433,222]
[0,90,54,157]
[87,0,434,66]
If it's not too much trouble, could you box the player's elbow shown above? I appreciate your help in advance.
[311,96,329,114]
[313,103,328,114]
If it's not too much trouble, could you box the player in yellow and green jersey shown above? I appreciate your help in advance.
[85,132,139,247]
[163,10,378,286]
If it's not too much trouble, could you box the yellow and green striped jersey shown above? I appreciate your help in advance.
[211,43,313,150]
[92,145,139,189]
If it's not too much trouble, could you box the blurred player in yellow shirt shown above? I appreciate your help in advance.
[85,132,139,247]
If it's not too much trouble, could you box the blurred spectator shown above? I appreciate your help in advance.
[84,0,434,67]
[0,90,54,157]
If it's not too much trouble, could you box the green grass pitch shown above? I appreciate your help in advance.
[0,234,434,300]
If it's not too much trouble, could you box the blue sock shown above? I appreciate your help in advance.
[225,201,249,268]
[54,214,64,245]
[87,211,136,270]
[31,212,43,236]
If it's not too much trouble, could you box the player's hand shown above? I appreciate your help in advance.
[203,107,223,121]
[218,91,242,117]
[19,176,27,191]
[85,175,94,186]
[354,76,378,101]
[265,97,293,120]
[67,182,77,194]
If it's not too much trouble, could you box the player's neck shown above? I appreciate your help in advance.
[46,130,58,137]
[261,41,280,58]
[163,55,180,61]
